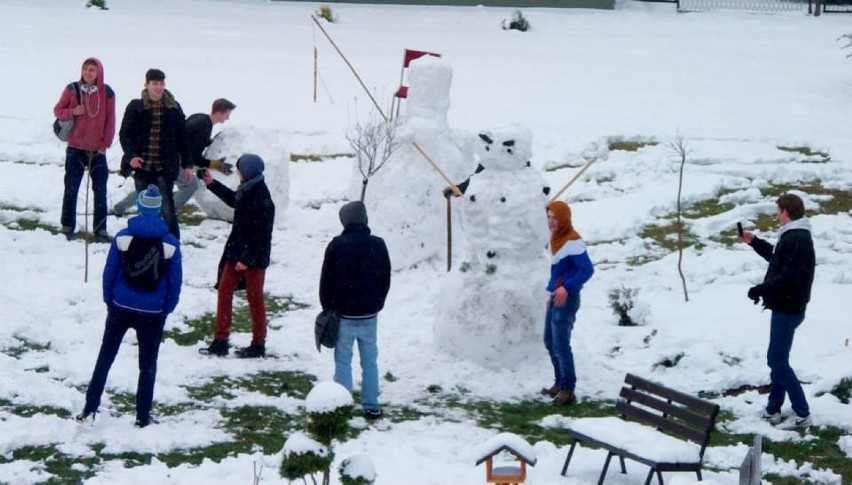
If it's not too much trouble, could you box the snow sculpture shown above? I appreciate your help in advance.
[363,55,471,269]
[195,126,290,224]
[435,125,550,368]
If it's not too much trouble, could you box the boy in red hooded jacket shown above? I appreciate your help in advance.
[53,57,116,242]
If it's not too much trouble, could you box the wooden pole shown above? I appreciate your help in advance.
[411,141,462,197]
[310,15,387,121]
[313,46,318,103]
[547,157,597,205]
[446,197,452,272]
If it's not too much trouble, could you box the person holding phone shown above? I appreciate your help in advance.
[739,193,815,429]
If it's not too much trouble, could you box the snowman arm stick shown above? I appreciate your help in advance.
[311,15,388,122]
[547,157,597,205]
[411,141,463,197]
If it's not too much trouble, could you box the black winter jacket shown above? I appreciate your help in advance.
[186,113,214,168]
[208,178,275,269]
[119,90,191,180]
[751,226,815,314]
[320,224,391,318]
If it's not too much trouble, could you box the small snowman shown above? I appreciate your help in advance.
[434,125,550,368]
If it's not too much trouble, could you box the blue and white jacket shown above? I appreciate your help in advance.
[103,215,182,315]
[546,239,594,294]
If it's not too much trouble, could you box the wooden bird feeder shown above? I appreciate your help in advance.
[474,433,537,485]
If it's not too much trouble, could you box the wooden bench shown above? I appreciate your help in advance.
[561,373,720,485]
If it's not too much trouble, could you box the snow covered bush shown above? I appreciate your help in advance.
[281,382,354,485]
[502,10,530,32]
[608,286,650,326]
[316,5,337,23]
[279,432,333,483]
[339,454,376,485]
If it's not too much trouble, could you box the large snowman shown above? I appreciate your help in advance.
[434,125,551,368]
[363,55,472,270]
[193,126,290,224]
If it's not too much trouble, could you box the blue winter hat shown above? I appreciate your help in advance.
[137,184,162,216]
[236,153,264,180]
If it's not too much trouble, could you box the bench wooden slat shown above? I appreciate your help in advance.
[620,387,716,432]
[625,373,719,415]
[616,399,708,446]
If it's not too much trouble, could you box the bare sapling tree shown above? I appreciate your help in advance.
[840,33,852,58]
[667,134,691,302]
[346,112,399,202]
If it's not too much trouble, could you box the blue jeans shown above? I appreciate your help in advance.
[544,294,581,391]
[766,310,809,418]
[134,172,179,239]
[61,148,108,234]
[334,316,379,410]
[84,307,166,423]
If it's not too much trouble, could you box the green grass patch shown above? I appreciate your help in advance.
[639,219,702,252]
[290,152,353,162]
[760,181,852,217]
[776,145,831,163]
[177,204,208,227]
[0,204,45,213]
[4,218,62,235]
[2,335,51,359]
[607,140,659,152]
[184,370,317,403]
[165,293,309,346]
[0,399,71,419]
[0,444,99,484]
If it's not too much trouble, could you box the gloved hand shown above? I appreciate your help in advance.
[747,285,763,305]
[442,185,459,199]
[209,158,233,175]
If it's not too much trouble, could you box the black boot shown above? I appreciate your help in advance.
[198,339,229,357]
[235,343,265,359]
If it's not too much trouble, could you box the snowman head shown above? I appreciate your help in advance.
[475,124,533,171]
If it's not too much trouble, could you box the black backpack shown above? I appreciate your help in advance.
[53,82,81,141]
[121,237,167,291]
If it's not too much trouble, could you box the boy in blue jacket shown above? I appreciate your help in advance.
[77,185,182,427]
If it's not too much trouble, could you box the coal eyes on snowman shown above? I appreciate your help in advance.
[500,197,506,203]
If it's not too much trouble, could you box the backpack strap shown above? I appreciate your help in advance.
[69,82,82,105]
[116,235,176,260]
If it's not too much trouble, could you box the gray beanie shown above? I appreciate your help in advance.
[339,201,368,227]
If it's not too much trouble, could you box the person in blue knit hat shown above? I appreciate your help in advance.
[198,154,275,358]
[76,184,182,428]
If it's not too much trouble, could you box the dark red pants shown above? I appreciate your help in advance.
[215,261,267,346]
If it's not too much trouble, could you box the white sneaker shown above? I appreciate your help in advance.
[778,414,812,429]
[760,409,782,425]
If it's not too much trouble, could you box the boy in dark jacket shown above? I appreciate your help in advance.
[77,185,182,428]
[198,154,275,358]
[320,201,391,419]
[740,193,815,429]
[118,68,192,240]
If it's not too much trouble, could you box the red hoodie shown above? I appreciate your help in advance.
[53,57,116,153]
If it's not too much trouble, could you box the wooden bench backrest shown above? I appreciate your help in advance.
[616,373,720,452]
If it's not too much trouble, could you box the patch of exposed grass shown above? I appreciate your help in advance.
[776,146,831,163]
[4,218,62,235]
[0,444,100,483]
[2,336,51,359]
[165,293,308,346]
[761,181,852,216]
[0,204,45,213]
[607,140,659,152]
[0,399,71,419]
[290,152,354,162]
[177,204,207,227]
[184,370,317,403]
[639,219,702,252]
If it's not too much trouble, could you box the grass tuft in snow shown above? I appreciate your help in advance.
[0,399,70,418]
[827,377,851,404]
[608,140,659,152]
[761,181,852,216]
[3,335,51,359]
[0,445,99,483]
[776,145,831,163]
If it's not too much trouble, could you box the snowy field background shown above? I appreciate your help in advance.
[0,0,850,483]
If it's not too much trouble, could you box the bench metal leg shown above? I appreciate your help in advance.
[656,470,664,485]
[644,468,654,485]
[696,469,703,481]
[618,455,627,474]
[598,451,614,485]
[561,439,578,476]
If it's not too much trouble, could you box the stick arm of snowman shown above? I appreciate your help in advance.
[547,156,597,205]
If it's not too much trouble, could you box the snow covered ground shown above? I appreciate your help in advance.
[0,0,850,483]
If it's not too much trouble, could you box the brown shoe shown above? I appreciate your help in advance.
[540,385,558,398]
[553,389,576,406]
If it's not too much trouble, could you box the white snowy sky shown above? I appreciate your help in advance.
[0,0,850,484]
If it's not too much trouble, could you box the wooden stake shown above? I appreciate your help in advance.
[411,141,462,197]
[311,15,387,121]
[313,46,318,103]
[446,196,452,272]
[547,157,597,205]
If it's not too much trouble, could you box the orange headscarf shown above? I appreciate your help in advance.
[547,200,581,255]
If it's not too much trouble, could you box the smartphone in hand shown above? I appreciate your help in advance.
[737,222,744,238]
